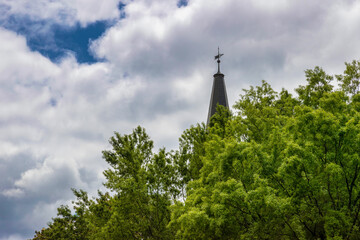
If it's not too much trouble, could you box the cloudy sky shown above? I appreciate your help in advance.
[1,0,360,239]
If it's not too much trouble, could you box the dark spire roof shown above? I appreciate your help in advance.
[207,48,229,125]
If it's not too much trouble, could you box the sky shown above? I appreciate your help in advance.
[1,0,360,239]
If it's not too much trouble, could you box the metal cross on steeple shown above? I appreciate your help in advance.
[214,47,224,73]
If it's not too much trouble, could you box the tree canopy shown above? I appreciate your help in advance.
[32,60,360,240]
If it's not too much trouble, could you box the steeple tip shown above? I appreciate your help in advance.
[214,47,224,74]
[207,48,228,126]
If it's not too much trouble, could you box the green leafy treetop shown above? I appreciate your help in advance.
[33,60,360,240]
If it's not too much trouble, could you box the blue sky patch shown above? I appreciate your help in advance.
[51,21,109,63]
[177,0,188,7]
[118,2,126,18]
[49,98,57,107]
[1,15,112,64]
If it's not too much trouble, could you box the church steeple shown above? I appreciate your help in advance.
[207,48,229,125]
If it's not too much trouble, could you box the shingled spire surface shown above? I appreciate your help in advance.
[207,48,229,125]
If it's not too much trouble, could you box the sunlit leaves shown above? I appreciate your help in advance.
[34,61,360,239]
[337,60,360,96]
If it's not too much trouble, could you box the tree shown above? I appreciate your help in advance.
[337,60,360,96]
[296,66,333,108]
[95,126,174,239]
[32,189,91,240]
[33,62,360,240]
[174,123,207,199]
[171,65,360,239]
[32,126,175,240]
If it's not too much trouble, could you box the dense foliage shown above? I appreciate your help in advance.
[33,60,360,239]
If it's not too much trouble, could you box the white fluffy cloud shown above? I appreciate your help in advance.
[2,0,360,239]
[92,0,360,100]
[0,0,121,26]
[0,27,143,237]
